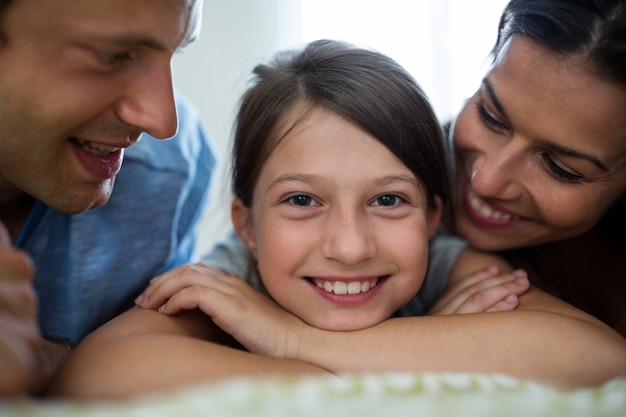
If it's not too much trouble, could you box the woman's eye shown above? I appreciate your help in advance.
[540,154,585,184]
[476,101,508,131]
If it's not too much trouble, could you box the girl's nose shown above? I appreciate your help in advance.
[321,209,376,266]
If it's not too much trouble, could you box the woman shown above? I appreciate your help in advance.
[449,0,626,336]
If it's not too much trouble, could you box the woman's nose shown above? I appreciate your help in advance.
[469,142,525,201]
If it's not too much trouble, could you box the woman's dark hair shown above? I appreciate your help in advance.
[493,0,626,86]
[232,39,448,212]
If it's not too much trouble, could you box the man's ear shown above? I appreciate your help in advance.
[231,198,258,258]
[427,196,443,238]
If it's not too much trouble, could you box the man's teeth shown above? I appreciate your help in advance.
[468,187,520,221]
[315,279,378,295]
[75,138,118,157]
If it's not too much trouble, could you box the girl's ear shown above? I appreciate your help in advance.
[427,196,444,238]
[231,198,258,258]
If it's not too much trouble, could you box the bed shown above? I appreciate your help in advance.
[2,372,625,417]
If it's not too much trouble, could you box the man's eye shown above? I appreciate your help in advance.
[97,51,132,65]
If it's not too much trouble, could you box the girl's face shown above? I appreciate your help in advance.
[452,36,626,251]
[233,106,441,331]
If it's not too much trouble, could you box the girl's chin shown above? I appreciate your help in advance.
[307,316,387,332]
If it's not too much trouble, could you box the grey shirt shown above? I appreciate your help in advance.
[201,229,467,316]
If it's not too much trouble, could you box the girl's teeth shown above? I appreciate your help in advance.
[317,279,378,295]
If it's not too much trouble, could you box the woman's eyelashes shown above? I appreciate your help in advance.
[540,154,585,184]
[476,101,508,132]
[474,99,587,184]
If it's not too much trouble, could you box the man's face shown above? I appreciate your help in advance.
[0,0,202,213]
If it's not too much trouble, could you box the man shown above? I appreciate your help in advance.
[0,0,215,396]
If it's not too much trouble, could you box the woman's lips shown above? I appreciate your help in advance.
[463,182,526,227]
[70,138,125,181]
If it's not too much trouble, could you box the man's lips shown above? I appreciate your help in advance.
[72,137,133,155]
[70,137,128,181]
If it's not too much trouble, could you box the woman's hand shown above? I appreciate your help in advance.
[429,265,529,315]
[136,264,306,358]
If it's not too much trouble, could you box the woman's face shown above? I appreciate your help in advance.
[452,36,626,251]
[233,106,441,331]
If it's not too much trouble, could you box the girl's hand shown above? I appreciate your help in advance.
[136,264,306,358]
[428,266,529,315]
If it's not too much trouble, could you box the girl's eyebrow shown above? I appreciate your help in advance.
[267,174,421,190]
[373,175,422,189]
[482,78,608,172]
[266,174,328,191]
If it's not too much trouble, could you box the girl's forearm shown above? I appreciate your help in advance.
[48,308,330,400]
[296,308,626,388]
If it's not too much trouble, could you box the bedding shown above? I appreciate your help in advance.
[2,373,625,417]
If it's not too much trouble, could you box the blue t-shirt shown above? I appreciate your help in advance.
[16,93,218,345]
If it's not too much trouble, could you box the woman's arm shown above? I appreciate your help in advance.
[48,307,331,400]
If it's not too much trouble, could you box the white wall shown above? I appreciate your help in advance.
[173,1,303,256]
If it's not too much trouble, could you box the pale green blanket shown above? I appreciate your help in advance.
[2,373,625,417]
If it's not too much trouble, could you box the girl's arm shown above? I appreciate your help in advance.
[289,249,626,388]
[144,250,626,389]
[48,307,331,400]
[50,250,626,399]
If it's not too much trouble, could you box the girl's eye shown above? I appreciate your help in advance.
[540,153,585,184]
[476,101,508,132]
[287,194,317,206]
[372,194,403,207]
